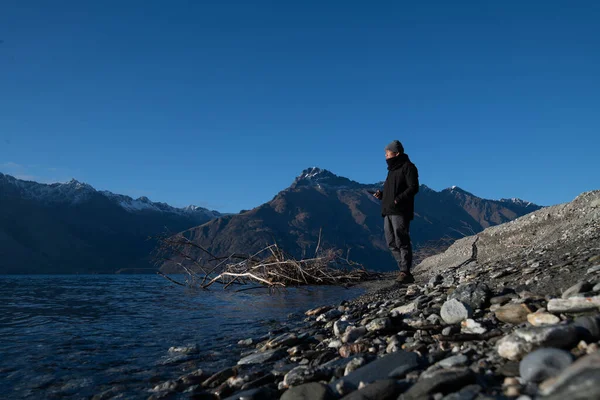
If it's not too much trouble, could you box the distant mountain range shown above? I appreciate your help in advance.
[161,167,542,273]
[0,173,221,274]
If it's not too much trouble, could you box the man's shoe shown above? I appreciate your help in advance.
[396,271,415,283]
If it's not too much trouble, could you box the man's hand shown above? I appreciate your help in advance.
[373,190,383,200]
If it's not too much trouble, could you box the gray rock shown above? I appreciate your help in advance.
[497,324,578,361]
[365,317,392,332]
[561,281,594,299]
[339,379,407,400]
[547,296,600,313]
[440,384,482,400]
[223,387,278,400]
[317,309,343,322]
[390,302,417,316]
[281,382,336,400]
[448,282,490,310]
[572,315,600,341]
[437,354,468,369]
[400,368,476,400]
[238,348,286,365]
[519,348,573,383]
[334,320,352,337]
[267,333,300,349]
[342,327,367,344]
[540,352,600,398]
[441,299,473,324]
[344,357,367,376]
[587,265,600,274]
[490,293,518,305]
[238,338,254,347]
[329,351,419,394]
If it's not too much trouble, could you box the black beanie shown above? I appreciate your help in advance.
[385,140,404,154]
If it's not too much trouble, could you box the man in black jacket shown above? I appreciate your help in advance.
[373,140,419,283]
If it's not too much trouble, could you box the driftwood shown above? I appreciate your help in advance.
[154,234,380,289]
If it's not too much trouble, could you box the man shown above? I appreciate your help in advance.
[373,140,419,283]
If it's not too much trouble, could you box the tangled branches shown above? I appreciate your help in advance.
[154,233,379,290]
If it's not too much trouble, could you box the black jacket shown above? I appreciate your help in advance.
[381,153,419,219]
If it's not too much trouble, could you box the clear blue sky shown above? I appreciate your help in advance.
[1,1,598,213]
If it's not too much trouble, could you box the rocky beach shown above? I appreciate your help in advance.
[143,190,600,400]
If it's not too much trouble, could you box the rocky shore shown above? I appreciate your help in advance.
[141,191,600,400]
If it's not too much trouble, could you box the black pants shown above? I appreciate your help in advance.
[384,214,413,272]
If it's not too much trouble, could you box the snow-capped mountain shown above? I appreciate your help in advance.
[0,172,221,218]
[0,173,222,274]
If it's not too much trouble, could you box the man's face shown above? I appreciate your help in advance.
[385,150,399,160]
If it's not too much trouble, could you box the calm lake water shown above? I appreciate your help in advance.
[0,275,364,399]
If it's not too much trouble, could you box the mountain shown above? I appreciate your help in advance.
[0,173,221,274]
[162,168,542,273]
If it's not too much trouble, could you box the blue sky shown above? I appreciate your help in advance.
[1,1,598,213]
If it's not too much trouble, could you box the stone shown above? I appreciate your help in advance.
[202,367,236,388]
[527,311,560,326]
[344,357,367,376]
[365,317,392,332]
[238,338,254,347]
[283,366,317,387]
[267,333,300,349]
[339,343,370,358]
[400,368,476,400]
[448,282,490,310]
[222,387,278,399]
[460,319,487,334]
[495,303,533,324]
[329,351,419,394]
[547,296,600,313]
[561,281,594,299]
[342,327,367,344]
[539,352,600,398]
[339,379,407,400]
[572,315,600,341]
[497,324,578,361]
[589,255,600,263]
[441,299,473,324]
[237,349,286,365]
[390,302,417,316]
[519,348,573,383]
[587,265,600,274]
[306,306,332,316]
[490,293,518,305]
[334,320,352,337]
[316,309,343,322]
[168,345,199,354]
[281,382,337,400]
[440,384,482,400]
[437,354,468,369]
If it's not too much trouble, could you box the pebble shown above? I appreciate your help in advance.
[526,311,560,326]
[547,296,600,313]
[460,319,487,334]
[561,281,593,299]
[497,325,578,360]
[441,299,473,324]
[365,317,392,332]
[519,348,573,383]
[342,327,367,344]
[495,303,533,324]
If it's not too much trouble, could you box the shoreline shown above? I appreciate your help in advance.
[143,243,600,400]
